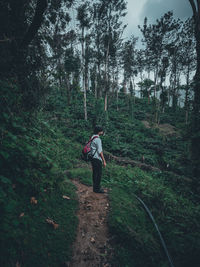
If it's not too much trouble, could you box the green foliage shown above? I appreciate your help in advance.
[103,165,200,267]
[0,82,79,266]
[1,78,198,267]
[137,79,154,98]
[67,167,92,186]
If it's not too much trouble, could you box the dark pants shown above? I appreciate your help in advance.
[91,158,102,192]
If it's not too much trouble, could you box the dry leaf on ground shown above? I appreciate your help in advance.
[30,197,38,204]
[63,195,70,200]
[46,218,59,229]
[90,237,95,243]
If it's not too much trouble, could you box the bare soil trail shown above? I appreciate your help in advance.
[69,180,112,267]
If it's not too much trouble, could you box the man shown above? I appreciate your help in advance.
[90,126,106,193]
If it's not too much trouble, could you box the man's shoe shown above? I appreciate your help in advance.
[94,188,105,193]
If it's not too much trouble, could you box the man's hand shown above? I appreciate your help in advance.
[100,152,106,167]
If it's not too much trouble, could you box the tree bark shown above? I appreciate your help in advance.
[21,0,48,48]
[104,42,110,112]
[81,27,88,121]
[185,65,190,124]
[189,0,200,180]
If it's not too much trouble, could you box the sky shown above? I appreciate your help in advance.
[123,0,193,41]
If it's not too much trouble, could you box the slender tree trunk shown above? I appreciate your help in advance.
[188,0,200,181]
[94,66,97,99]
[185,65,190,124]
[153,66,158,99]
[104,42,110,112]
[65,75,71,106]
[117,89,119,111]
[85,38,89,92]
[172,66,177,111]
[97,64,102,98]
[153,65,159,123]
[116,65,119,111]
[132,77,136,104]
[112,69,115,94]
[81,27,87,121]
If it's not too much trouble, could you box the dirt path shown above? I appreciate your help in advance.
[69,180,112,267]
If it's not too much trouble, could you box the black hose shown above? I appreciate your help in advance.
[133,193,175,267]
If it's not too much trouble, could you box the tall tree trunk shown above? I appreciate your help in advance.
[81,27,87,120]
[85,38,89,92]
[153,66,158,99]
[65,75,71,106]
[104,42,110,112]
[153,65,159,123]
[172,60,178,111]
[94,66,98,99]
[185,65,190,124]
[189,0,200,181]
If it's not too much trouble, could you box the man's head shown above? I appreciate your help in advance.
[94,125,104,135]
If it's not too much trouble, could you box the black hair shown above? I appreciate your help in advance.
[94,125,103,134]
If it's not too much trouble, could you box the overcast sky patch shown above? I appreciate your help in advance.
[123,0,192,40]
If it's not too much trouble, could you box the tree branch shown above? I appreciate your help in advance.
[21,0,48,48]
[189,0,198,20]
[198,0,200,15]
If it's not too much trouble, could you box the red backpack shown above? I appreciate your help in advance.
[82,136,98,162]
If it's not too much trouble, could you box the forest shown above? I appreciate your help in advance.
[0,0,200,266]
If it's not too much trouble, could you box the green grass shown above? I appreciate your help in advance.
[67,167,93,186]
[101,165,200,267]
[1,82,198,267]
[0,109,79,266]
[1,181,78,267]
[66,162,200,267]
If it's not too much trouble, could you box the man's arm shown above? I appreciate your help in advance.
[100,152,106,167]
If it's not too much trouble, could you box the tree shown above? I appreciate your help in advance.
[0,0,47,76]
[139,12,181,122]
[188,0,200,181]
[92,0,127,112]
[64,47,81,104]
[137,79,154,100]
[180,18,196,124]
[121,36,138,94]
[0,0,75,109]
[77,1,91,120]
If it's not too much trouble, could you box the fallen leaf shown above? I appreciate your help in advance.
[63,195,70,200]
[46,218,54,224]
[46,218,59,229]
[82,232,85,238]
[30,197,38,204]
[19,213,25,218]
[53,223,59,229]
[90,237,95,243]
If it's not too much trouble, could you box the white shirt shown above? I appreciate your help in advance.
[90,135,102,161]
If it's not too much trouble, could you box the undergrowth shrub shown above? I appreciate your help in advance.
[0,84,79,266]
[103,165,200,267]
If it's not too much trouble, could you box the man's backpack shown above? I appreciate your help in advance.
[82,136,98,162]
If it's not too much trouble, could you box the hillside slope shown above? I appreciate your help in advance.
[1,84,199,266]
